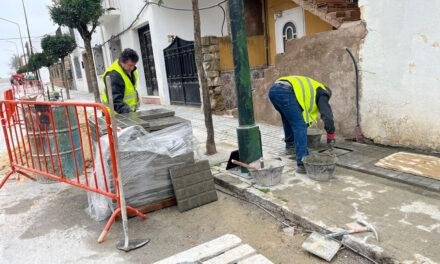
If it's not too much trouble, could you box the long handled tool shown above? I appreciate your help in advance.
[105,76,150,252]
[231,159,259,170]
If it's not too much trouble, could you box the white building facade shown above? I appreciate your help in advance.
[358,0,440,151]
[89,0,227,105]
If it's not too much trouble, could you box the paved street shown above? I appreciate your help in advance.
[0,180,370,264]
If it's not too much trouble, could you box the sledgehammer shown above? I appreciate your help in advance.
[326,219,379,242]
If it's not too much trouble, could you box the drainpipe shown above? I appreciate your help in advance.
[228,0,263,169]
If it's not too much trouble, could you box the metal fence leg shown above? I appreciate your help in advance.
[105,76,150,251]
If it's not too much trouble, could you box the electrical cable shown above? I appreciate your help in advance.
[0,36,45,41]
[215,186,293,228]
[217,3,226,36]
[98,0,228,48]
[151,0,228,12]
[215,186,378,264]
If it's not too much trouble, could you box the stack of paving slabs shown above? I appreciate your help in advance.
[169,160,218,212]
[88,108,188,141]
[86,120,195,221]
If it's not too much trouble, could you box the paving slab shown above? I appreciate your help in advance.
[332,141,440,192]
[154,234,242,264]
[203,244,256,264]
[237,254,274,264]
[170,160,218,212]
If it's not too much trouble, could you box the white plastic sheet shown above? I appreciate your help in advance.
[86,122,194,221]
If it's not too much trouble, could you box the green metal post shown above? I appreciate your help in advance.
[228,0,263,170]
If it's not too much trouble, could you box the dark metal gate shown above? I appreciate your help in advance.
[138,25,159,96]
[164,37,201,106]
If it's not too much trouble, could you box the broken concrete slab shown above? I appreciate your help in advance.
[169,160,218,212]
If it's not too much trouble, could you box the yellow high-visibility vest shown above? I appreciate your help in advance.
[101,60,139,113]
[277,75,327,125]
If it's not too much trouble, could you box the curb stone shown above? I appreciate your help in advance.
[213,173,399,264]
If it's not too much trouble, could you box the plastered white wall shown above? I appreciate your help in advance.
[359,0,440,151]
[98,0,227,104]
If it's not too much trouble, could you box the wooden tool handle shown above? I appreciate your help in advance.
[231,159,259,170]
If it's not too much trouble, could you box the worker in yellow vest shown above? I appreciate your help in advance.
[101,48,140,114]
[268,76,336,174]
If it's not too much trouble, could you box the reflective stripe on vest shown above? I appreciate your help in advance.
[100,60,139,113]
[277,75,326,124]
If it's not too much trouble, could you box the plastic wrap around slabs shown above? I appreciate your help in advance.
[86,122,194,221]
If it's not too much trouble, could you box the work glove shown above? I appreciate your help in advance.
[327,133,336,148]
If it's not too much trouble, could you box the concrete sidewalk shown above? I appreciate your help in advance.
[56,92,440,262]
[154,104,440,263]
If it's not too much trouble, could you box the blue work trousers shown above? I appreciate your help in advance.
[268,83,308,165]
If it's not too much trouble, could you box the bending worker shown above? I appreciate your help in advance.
[268,75,336,174]
[101,48,140,114]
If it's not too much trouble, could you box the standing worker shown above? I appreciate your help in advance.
[101,48,140,114]
[268,75,336,174]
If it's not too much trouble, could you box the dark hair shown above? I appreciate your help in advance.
[119,48,139,63]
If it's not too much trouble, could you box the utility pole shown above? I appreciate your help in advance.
[228,0,263,169]
[21,0,33,55]
[21,0,40,80]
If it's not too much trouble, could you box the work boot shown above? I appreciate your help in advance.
[285,147,295,155]
[296,164,306,174]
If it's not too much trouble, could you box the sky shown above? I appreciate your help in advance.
[0,0,58,78]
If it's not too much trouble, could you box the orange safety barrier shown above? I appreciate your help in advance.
[0,99,147,243]
[11,80,44,99]
[3,89,16,121]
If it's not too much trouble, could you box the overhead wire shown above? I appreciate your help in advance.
[98,0,228,47]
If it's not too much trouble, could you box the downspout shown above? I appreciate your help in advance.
[346,48,364,142]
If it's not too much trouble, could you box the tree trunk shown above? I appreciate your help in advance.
[83,38,100,102]
[60,57,70,99]
[192,0,217,155]
[48,68,54,91]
